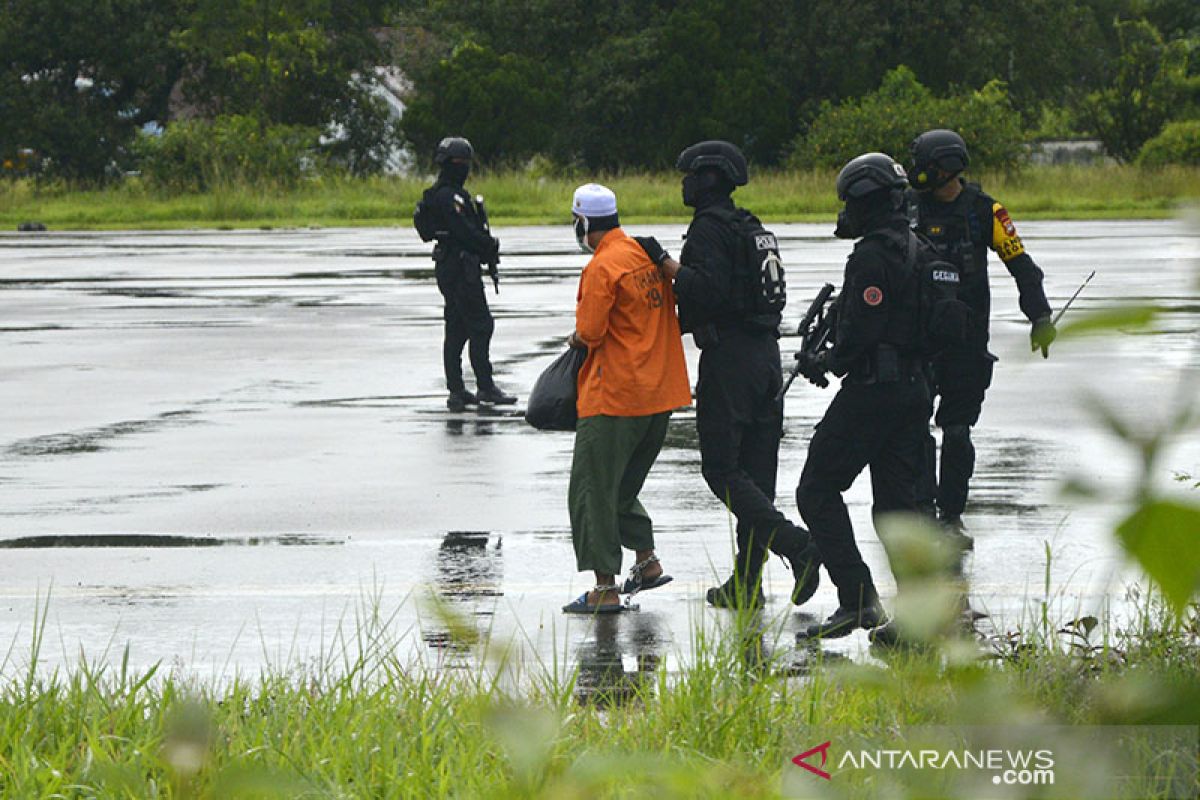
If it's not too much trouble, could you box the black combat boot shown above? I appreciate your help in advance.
[939,515,974,551]
[798,602,889,640]
[476,385,516,405]
[705,575,765,610]
[446,389,478,412]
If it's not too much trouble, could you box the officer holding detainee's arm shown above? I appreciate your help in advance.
[648,140,820,610]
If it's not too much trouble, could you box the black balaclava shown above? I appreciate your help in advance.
[440,161,470,186]
[834,188,904,239]
[573,213,620,253]
[682,167,734,209]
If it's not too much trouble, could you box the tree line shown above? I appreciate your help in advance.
[1,0,1197,183]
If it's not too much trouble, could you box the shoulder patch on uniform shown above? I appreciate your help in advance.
[862,286,883,306]
[993,203,1016,237]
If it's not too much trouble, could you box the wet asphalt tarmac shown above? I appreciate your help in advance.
[1,219,1197,682]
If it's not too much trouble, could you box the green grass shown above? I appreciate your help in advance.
[1,165,1198,231]
[1,586,1197,799]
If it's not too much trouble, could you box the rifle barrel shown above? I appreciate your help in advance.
[1052,270,1096,326]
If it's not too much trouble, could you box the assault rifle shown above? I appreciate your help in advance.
[476,194,500,294]
[777,282,837,400]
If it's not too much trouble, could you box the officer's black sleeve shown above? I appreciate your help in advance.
[1004,253,1052,322]
[435,188,496,258]
[673,216,734,317]
[828,247,888,375]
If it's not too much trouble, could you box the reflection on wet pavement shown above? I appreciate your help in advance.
[574,614,665,707]
[436,531,503,601]
[0,222,1196,676]
[0,532,339,548]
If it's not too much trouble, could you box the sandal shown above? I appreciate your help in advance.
[620,555,674,595]
[562,585,636,614]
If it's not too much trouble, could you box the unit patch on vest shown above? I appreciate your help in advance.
[862,286,884,306]
[990,201,1025,261]
[928,224,944,236]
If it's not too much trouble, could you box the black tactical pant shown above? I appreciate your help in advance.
[918,347,996,520]
[796,376,930,609]
[435,250,495,393]
[696,327,807,586]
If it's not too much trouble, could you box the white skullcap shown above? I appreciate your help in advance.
[571,183,618,219]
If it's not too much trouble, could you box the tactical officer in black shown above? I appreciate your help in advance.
[908,130,1055,543]
[663,140,820,609]
[795,153,934,640]
[423,137,516,411]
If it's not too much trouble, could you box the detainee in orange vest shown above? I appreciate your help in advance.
[562,183,692,614]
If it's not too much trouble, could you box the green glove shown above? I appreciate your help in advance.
[1031,316,1056,359]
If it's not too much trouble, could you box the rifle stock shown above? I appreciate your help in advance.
[776,282,836,401]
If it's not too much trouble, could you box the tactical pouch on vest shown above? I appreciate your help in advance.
[695,206,786,330]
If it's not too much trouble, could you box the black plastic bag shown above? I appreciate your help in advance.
[525,347,587,431]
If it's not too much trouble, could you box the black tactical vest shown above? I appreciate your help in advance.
[859,226,923,357]
[911,183,995,347]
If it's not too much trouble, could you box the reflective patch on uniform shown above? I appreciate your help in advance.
[754,233,776,250]
[994,204,1016,236]
[929,224,943,235]
[932,269,960,283]
[990,201,1025,261]
[863,286,884,306]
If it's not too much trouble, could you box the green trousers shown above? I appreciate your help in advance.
[569,412,671,575]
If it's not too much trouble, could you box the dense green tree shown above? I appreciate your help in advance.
[393,0,1121,169]
[173,0,400,168]
[1078,19,1192,161]
[0,0,182,179]
[789,66,1025,170]
[399,41,563,166]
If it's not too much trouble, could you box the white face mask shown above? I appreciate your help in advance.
[573,215,593,253]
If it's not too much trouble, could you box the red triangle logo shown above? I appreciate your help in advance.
[792,741,832,780]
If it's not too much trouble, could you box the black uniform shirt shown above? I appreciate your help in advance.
[431,180,496,259]
[674,196,743,333]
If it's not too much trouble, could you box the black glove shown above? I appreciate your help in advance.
[1031,315,1056,358]
[797,350,830,388]
[634,236,670,266]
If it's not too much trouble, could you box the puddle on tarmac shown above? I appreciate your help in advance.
[5,411,201,458]
[0,532,342,548]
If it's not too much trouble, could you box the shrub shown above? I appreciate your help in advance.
[1136,120,1200,167]
[788,66,1025,171]
[136,116,322,191]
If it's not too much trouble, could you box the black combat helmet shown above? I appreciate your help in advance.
[909,129,969,191]
[676,140,749,186]
[434,136,474,164]
[835,152,908,200]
